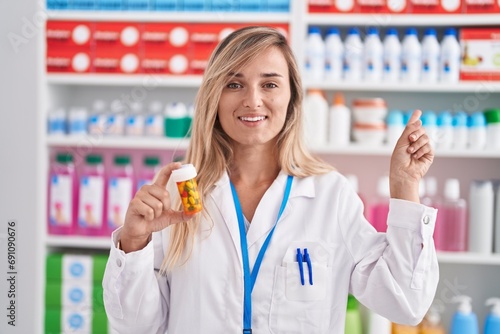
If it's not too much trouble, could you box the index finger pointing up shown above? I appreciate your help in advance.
[407,109,422,125]
[154,162,182,188]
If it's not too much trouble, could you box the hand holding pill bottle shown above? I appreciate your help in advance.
[171,164,202,214]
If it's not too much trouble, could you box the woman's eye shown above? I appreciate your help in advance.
[227,83,242,89]
[264,83,278,88]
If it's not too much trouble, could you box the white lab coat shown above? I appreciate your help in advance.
[103,170,439,334]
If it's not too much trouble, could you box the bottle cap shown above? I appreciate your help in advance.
[437,111,453,127]
[444,27,457,37]
[332,92,345,106]
[348,27,360,35]
[453,111,468,127]
[114,155,131,165]
[308,26,321,34]
[149,101,163,114]
[144,156,160,166]
[444,178,460,200]
[484,109,500,124]
[386,28,398,36]
[386,110,404,126]
[86,154,103,165]
[56,153,73,164]
[367,27,379,35]
[405,27,418,36]
[164,102,188,118]
[347,295,359,310]
[424,28,437,36]
[486,298,500,316]
[469,112,486,127]
[326,27,340,35]
[452,295,472,315]
[171,164,197,182]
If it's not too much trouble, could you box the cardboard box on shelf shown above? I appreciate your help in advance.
[460,28,500,81]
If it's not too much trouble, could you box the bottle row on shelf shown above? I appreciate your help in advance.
[45,20,288,74]
[305,25,500,85]
[303,89,500,150]
[362,174,500,255]
[308,0,500,14]
[47,0,290,12]
[48,99,192,138]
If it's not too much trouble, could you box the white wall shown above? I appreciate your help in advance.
[0,0,43,333]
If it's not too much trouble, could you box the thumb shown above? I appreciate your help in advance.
[153,162,182,189]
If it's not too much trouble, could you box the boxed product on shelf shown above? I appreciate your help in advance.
[72,0,98,10]
[408,0,463,13]
[93,48,141,73]
[93,22,142,49]
[460,28,500,81]
[357,0,409,13]
[463,0,500,13]
[142,23,190,52]
[308,0,359,13]
[46,21,94,48]
[46,48,92,73]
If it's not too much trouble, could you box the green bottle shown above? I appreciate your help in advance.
[345,295,363,334]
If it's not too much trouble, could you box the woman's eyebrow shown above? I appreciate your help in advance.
[227,72,284,78]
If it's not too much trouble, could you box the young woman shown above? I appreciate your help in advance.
[103,26,438,333]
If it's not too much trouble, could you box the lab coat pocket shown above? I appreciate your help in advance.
[410,240,431,290]
[269,262,332,333]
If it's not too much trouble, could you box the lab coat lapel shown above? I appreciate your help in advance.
[209,172,243,264]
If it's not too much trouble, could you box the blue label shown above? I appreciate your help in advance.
[69,287,84,303]
[81,176,89,187]
[68,313,84,329]
[52,175,59,185]
[110,178,118,188]
[69,262,84,278]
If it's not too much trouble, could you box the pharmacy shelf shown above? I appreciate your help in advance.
[46,235,111,249]
[437,251,500,265]
[306,13,500,26]
[303,81,500,93]
[47,135,190,150]
[47,10,291,23]
[313,144,500,158]
[46,74,203,87]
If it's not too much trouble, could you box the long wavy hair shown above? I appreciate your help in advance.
[160,26,334,273]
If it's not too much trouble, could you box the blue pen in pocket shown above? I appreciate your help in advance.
[303,248,313,285]
[296,248,305,285]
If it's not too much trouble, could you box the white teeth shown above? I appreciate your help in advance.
[239,116,266,122]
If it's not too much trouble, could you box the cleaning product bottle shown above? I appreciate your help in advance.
[305,26,325,82]
[48,153,77,235]
[469,112,487,150]
[468,180,494,254]
[401,28,421,83]
[382,28,401,83]
[420,304,446,334]
[136,156,161,193]
[344,295,362,334]
[421,110,438,148]
[440,28,461,83]
[484,298,500,334]
[303,89,329,148]
[421,28,440,83]
[77,154,106,236]
[344,28,363,82]
[324,27,344,82]
[106,155,134,235]
[88,100,108,136]
[370,175,390,233]
[440,178,468,252]
[363,27,383,82]
[450,295,479,334]
[329,92,351,146]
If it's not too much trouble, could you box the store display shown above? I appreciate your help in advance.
[78,154,106,236]
[125,101,145,136]
[401,28,422,83]
[145,101,165,137]
[460,28,500,81]
[329,92,351,146]
[303,89,329,147]
[136,155,161,192]
[440,28,461,83]
[439,178,468,252]
[106,155,134,234]
[164,102,190,138]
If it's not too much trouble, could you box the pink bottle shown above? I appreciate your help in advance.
[438,178,468,252]
[48,152,78,235]
[370,176,390,232]
[77,154,106,236]
[136,156,161,194]
[106,155,134,236]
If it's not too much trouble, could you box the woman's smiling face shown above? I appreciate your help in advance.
[217,46,291,149]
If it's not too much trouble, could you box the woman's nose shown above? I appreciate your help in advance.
[243,87,262,109]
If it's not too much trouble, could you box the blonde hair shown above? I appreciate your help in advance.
[161,26,334,272]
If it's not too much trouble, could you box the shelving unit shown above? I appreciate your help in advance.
[38,1,500,332]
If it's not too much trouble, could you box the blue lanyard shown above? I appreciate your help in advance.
[229,175,293,334]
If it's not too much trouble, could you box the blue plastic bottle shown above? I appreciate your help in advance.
[451,296,479,334]
[484,298,500,334]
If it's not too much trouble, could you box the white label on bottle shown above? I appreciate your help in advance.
[50,174,73,227]
[63,282,91,307]
[62,255,93,282]
[78,176,104,228]
[107,177,133,230]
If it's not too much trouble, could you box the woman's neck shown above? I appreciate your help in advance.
[230,144,280,188]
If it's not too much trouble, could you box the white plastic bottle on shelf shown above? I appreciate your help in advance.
[469,112,487,150]
[344,28,363,82]
[106,99,126,136]
[329,92,351,146]
[382,28,402,83]
[68,107,88,136]
[145,100,164,137]
[421,28,440,83]
[453,111,469,150]
[47,108,67,136]
[363,27,383,82]
[303,89,329,148]
[305,26,325,82]
[421,110,438,147]
[468,180,494,254]
[440,28,461,83]
[386,109,405,147]
[324,27,344,82]
[125,101,145,136]
[436,111,453,150]
[401,28,422,83]
[88,100,108,136]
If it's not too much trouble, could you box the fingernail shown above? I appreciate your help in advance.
[408,146,415,153]
[410,134,416,141]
